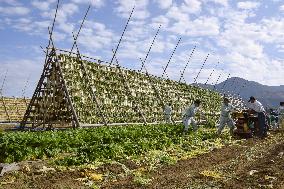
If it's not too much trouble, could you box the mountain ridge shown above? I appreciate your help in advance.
[198,77,284,108]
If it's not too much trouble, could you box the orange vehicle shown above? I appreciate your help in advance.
[232,110,260,138]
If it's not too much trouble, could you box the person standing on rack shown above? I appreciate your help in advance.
[217,97,235,135]
[182,99,201,133]
[247,96,267,138]
[164,102,173,124]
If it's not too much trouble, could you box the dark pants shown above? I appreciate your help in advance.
[258,112,267,137]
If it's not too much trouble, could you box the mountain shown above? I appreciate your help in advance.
[198,77,284,108]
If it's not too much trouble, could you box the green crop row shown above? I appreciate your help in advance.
[0,124,228,165]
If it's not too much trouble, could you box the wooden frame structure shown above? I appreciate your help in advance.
[19,47,226,129]
[20,48,79,129]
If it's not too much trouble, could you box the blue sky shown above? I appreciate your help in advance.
[0,0,284,97]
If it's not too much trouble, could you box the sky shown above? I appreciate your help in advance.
[0,0,284,97]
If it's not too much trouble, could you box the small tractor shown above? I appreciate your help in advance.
[232,110,261,138]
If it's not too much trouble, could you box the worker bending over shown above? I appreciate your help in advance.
[277,102,284,128]
[217,97,235,135]
[247,96,267,138]
[164,102,173,124]
[182,99,201,133]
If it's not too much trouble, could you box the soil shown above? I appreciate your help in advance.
[1,129,284,189]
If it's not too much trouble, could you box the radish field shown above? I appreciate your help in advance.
[0,124,232,165]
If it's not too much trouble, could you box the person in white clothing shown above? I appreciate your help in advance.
[247,96,267,138]
[164,102,173,124]
[277,102,284,128]
[217,97,235,135]
[248,97,265,113]
[268,109,278,130]
[182,99,201,133]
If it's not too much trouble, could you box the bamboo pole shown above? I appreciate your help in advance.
[161,38,181,78]
[178,46,196,83]
[20,0,61,128]
[48,28,80,128]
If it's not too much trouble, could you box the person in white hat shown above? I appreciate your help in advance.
[164,102,173,124]
[182,99,201,133]
[217,97,235,135]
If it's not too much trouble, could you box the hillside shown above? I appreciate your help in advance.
[199,77,284,108]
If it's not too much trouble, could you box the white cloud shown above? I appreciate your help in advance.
[0,57,43,97]
[202,5,284,86]
[162,1,220,37]
[40,3,78,35]
[279,5,284,12]
[168,16,220,37]
[11,18,33,32]
[0,0,20,6]
[71,0,105,8]
[218,31,265,59]
[264,59,284,85]
[115,0,150,20]
[238,41,264,59]
[151,15,170,28]
[5,17,51,35]
[124,23,148,42]
[237,1,260,10]
[57,3,79,20]
[181,0,202,14]
[0,6,30,15]
[221,52,284,86]
[276,44,284,52]
[31,0,51,11]
[145,36,176,54]
[261,18,284,43]
[77,21,114,52]
[166,6,189,21]
[189,17,220,36]
[207,0,228,7]
[154,0,172,9]
[3,16,67,42]
[117,43,145,60]
[132,9,150,20]
[41,3,78,22]
[51,31,67,42]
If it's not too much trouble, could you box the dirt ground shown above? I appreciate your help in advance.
[1,130,284,189]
